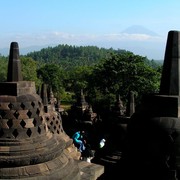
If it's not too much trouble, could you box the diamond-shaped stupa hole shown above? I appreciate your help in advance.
[0,129,4,137]
[33,119,37,126]
[52,116,55,120]
[50,121,53,126]
[26,128,32,137]
[0,110,6,116]
[54,126,56,130]
[58,125,61,129]
[48,126,50,130]
[20,103,25,109]
[20,120,26,128]
[7,119,13,128]
[38,126,41,134]
[31,102,35,108]
[57,130,59,134]
[0,110,6,118]
[13,111,20,119]
[36,108,40,115]
[38,101,41,106]
[12,129,19,138]
[46,117,50,121]
[8,103,14,110]
[27,110,32,118]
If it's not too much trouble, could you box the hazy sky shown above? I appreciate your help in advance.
[1,0,180,59]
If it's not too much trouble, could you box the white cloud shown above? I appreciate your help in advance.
[0,31,166,59]
[0,31,165,48]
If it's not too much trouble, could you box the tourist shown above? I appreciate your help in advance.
[72,130,86,152]
[81,143,94,163]
[99,138,106,148]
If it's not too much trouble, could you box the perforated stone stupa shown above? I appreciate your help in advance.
[0,42,104,179]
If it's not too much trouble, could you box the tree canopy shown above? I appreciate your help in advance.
[0,55,8,82]
[86,52,161,111]
[37,63,65,98]
[0,44,162,113]
[21,56,41,88]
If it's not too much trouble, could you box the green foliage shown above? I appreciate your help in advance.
[26,44,121,70]
[21,56,42,88]
[87,52,161,108]
[60,91,75,103]
[0,44,162,114]
[27,45,162,109]
[37,63,65,98]
[0,55,8,82]
[64,66,93,94]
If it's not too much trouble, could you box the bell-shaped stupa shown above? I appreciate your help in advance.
[0,42,104,179]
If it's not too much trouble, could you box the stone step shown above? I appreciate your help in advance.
[78,160,104,180]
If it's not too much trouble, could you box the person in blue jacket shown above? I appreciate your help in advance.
[72,131,86,152]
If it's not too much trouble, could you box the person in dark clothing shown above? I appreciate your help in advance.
[81,143,94,163]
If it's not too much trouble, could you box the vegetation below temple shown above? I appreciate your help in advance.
[0,44,163,114]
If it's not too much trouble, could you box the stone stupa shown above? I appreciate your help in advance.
[0,42,104,179]
[120,31,180,180]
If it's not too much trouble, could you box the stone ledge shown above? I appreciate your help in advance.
[78,160,104,180]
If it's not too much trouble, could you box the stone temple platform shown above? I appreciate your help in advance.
[0,42,104,179]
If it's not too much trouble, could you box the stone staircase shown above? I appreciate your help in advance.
[91,147,123,179]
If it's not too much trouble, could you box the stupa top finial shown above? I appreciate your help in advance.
[7,42,23,82]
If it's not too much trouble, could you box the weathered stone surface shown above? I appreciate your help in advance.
[0,42,104,179]
[121,31,180,180]
[160,31,180,96]
[7,42,23,82]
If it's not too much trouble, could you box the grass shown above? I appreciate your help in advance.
[60,103,72,110]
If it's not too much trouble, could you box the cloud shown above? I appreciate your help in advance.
[101,33,163,42]
[0,30,166,59]
[49,31,163,42]
[0,30,164,48]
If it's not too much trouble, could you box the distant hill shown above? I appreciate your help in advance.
[25,44,130,69]
[121,25,159,36]
[0,48,9,56]
[0,45,53,56]
[155,60,164,65]
[25,44,162,71]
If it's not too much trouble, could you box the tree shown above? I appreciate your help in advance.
[21,56,42,88]
[65,66,93,94]
[87,52,161,110]
[0,56,8,82]
[37,63,65,98]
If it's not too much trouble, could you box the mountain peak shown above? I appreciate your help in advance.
[121,25,159,36]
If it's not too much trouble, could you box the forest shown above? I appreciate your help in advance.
[0,44,163,115]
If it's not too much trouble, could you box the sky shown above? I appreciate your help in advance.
[1,0,180,60]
